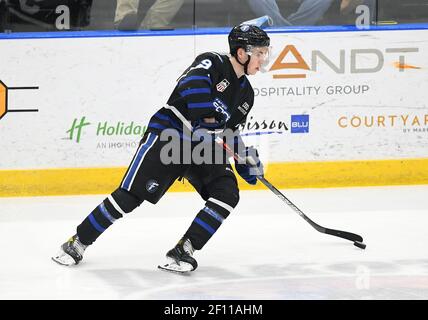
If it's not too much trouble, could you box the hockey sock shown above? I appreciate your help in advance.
[184,197,235,250]
[76,188,142,245]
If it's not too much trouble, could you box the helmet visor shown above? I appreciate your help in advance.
[246,45,272,72]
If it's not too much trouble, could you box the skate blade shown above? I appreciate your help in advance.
[51,250,77,266]
[158,259,194,274]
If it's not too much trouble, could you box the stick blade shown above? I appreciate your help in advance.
[325,228,363,243]
[354,241,367,249]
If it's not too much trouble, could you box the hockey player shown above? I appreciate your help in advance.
[52,24,270,273]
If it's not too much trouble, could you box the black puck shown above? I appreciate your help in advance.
[354,241,366,249]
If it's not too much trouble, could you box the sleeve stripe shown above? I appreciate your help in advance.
[148,122,167,130]
[179,88,211,97]
[154,112,181,129]
[153,112,170,121]
[188,102,214,109]
[179,76,212,86]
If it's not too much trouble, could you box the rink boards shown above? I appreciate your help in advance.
[0,27,427,196]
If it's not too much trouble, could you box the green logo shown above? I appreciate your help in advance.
[66,116,147,143]
[66,116,91,143]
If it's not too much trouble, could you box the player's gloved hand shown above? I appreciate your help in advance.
[193,118,225,133]
[193,113,227,141]
[235,146,264,185]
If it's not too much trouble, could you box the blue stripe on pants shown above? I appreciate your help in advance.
[122,133,158,190]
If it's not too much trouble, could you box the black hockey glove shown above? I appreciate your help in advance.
[235,146,264,185]
[193,118,226,134]
[193,112,227,141]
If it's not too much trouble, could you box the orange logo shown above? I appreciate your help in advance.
[269,45,420,79]
[269,45,310,79]
[393,62,421,70]
[0,81,6,119]
[0,80,39,121]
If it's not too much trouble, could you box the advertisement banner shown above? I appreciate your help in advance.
[195,30,428,162]
[0,36,192,169]
[0,29,427,171]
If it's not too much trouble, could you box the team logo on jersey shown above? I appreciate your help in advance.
[146,179,160,193]
[216,79,230,92]
[213,98,231,121]
[238,102,250,116]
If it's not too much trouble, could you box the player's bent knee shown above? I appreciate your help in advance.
[108,188,143,216]
[213,190,239,210]
[206,178,240,219]
[229,189,240,208]
[214,178,239,205]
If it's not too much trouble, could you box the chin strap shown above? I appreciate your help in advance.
[234,53,251,75]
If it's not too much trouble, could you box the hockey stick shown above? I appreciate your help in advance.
[216,137,366,249]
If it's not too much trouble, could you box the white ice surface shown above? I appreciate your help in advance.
[1,185,427,300]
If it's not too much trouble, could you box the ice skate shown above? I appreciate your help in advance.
[158,238,198,273]
[52,235,87,266]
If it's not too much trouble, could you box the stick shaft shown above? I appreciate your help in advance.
[216,137,363,243]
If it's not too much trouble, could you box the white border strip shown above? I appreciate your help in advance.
[208,197,234,213]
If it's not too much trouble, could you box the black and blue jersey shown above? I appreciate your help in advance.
[147,52,254,136]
